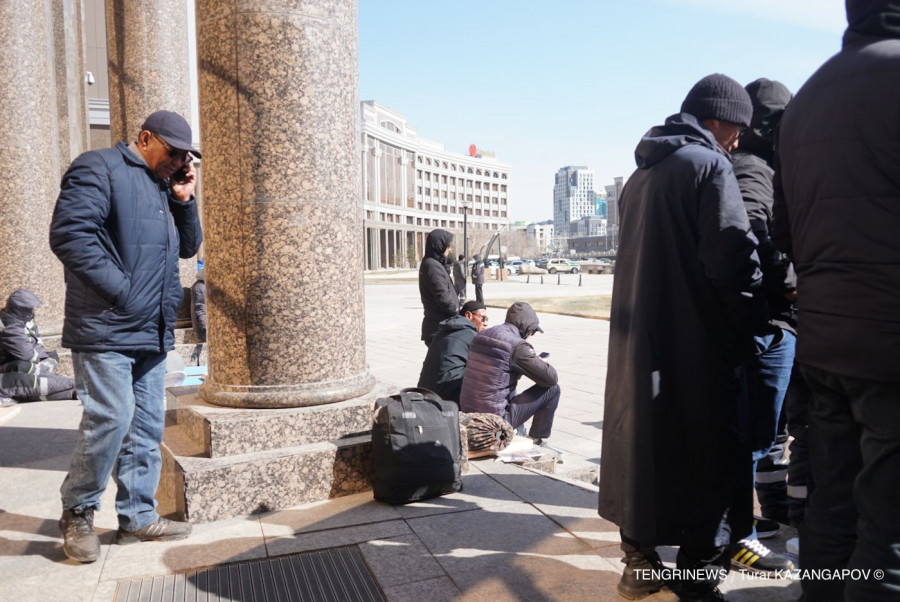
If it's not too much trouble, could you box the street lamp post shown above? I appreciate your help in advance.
[461,199,472,271]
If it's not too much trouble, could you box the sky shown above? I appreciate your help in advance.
[358,0,847,223]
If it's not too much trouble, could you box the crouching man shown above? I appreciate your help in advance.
[459,302,559,444]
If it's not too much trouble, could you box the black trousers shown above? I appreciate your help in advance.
[800,364,900,602]
[474,283,483,304]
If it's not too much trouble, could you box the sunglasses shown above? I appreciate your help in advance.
[152,133,192,162]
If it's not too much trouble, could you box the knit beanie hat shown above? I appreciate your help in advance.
[681,73,753,127]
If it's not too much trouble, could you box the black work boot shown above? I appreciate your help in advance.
[59,508,100,563]
[618,549,666,600]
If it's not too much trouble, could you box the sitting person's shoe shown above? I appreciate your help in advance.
[59,508,100,563]
[618,550,666,600]
[753,515,780,539]
[115,517,192,545]
[731,538,794,574]
[0,396,17,408]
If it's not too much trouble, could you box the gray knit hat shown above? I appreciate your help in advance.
[681,73,753,128]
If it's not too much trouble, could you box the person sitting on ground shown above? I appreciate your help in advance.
[459,302,560,444]
[418,301,488,403]
[189,267,206,366]
[0,289,76,407]
[418,229,459,346]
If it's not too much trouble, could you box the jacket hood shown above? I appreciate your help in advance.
[3,289,42,320]
[845,0,900,40]
[737,78,792,164]
[438,314,477,335]
[425,229,454,262]
[634,113,721,170]
[505,302,543,338]
[474,254,482,261]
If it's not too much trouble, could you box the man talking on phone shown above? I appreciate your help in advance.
[49,110,203,563]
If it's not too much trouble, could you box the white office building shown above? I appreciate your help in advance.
[526,220,554,254]
[553,166,595,249]
[361,101,511,270]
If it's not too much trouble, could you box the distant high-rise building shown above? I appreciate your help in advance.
[595,191,608,218]
[526,220,554,254]
[605,176,624,248]
[553,166,595,249]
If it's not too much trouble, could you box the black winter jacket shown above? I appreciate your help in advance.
[417,314,477,402]
[773,1,900,381]
[732,78,796,334]
[418,229,458,344]
[50,142,203,352]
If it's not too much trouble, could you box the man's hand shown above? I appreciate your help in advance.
[170,162,197,203]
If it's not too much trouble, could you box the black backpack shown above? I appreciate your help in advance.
[371,388,462,504]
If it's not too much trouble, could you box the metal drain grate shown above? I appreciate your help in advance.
[114,546,386,602]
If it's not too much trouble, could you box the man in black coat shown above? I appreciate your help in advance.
[417,301,488,403]
[772,1,900,598]
[598,74,765,602]
[418,229,458,346]
[50,110,202,563]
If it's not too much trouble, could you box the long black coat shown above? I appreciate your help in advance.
[598,114,765,547]
[773,12,900,382]
[418,229,458,344]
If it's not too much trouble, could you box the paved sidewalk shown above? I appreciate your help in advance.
[0,279,800,601]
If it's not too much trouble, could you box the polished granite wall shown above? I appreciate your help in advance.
[105,0,192,142]
[0,1,66,332]
[196,0,373,407]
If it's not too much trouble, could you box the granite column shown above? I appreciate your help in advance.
[197,0,373,408]
[0,0,65,332]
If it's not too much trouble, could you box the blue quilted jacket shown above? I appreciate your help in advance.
[50,142,202,352]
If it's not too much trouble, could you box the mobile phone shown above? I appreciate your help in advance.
[539,352,550,359]
[171,164,191,184]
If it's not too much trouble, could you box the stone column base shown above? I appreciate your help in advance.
[158,379,394,523]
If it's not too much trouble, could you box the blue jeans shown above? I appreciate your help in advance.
[745,327,796,539]
[503,384,560,439]
[60,350,167,531]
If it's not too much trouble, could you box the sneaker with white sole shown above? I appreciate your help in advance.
[115,517,192,545]
[731,538,794,574]
[59,508,100,563]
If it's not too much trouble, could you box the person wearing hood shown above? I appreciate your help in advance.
[772,2,900,599]
[0,289,76,406]
[471,253,485,304]
[419,229,459,346]
[459,302,559,443]
[418,300,488,403]
[598,74,766,602]
[727,78,797,576]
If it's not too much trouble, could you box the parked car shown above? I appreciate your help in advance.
[542,258,580,274]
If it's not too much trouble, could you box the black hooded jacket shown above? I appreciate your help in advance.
[773,0,900,381]
[731,79,797,334]
[0,290,48,370]
[417,314,477,402]
[599,113,764,546]
[418,229,459,344]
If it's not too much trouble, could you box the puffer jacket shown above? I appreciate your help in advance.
[460,302,557,415]
[417,314,477,402]
[773,0,900,381]
[418,229,458,343]
[50,142,203,352]
[0,290,48,369]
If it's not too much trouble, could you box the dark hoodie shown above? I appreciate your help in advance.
[417,314,478,402]
[471,253,485,285]
[732,79,796,334]
[0,290,48,367]
[772,0,900,381]
[418,229,459,344]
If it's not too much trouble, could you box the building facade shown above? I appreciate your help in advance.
[526,220,554,254]
[553,165,595,249]
[361,101,511,270]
